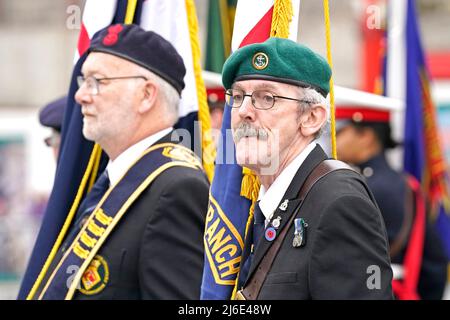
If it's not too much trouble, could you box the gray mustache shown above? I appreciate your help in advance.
[233,123,269,142]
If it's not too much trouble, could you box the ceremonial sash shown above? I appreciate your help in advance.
[33,143,202,300]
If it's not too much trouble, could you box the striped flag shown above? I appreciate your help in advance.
[200,0,300,300]
[74,0,118,61]
[385,0,450,260]
[139,0,215,181]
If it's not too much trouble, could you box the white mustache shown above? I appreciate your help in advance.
[233,123,269,142]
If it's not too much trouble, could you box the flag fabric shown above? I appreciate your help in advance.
[200,0,300,300]
[403,0,450,259]
[138,0,215,181]
[385,0,450,258]
[18,0,143,300]
[205,0,236,73]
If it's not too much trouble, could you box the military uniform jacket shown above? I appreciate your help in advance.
[359,153,448,300]
[34,133,210,299]
[240,145,394,299]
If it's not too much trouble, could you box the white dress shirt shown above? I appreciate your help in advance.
[107,127,173,186]
[258,142,317,226]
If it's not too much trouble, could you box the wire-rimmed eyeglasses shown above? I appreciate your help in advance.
[225,88,313,110]
[77,75,148,96]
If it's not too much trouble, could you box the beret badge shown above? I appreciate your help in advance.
[252,52,269,70]
[102,24,123,46]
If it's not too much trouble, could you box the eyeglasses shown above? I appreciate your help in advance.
[77,75,148,96]
[44,133,61,148]
[225,88,313,110]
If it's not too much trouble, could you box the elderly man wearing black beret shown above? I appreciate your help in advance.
[223,37,393,299]
[31,24,209,300]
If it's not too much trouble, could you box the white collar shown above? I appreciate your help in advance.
[107,127,173,186]
[258,141,317,223]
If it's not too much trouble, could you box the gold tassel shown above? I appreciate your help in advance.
[240,167,260,200]
[270,0,293,38]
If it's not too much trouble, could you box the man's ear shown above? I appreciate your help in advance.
[138,80,158,114]
[299,104,327,137]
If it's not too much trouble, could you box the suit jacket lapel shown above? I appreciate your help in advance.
[244,145,328,284]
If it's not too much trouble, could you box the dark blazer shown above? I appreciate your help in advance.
[359,153,448,300]
[239,145,394,299]
[39,132,210,300]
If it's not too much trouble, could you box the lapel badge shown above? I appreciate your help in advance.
[279,199,289,211]
[265,227,277,242]
[271,216,282,229]
[292,218,308,248]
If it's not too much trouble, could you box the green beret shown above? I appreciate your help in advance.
[222,37,331,97]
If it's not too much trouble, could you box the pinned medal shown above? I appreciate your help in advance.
[271,216,282,229]
[279,199,289,211]
[265,227,277,242]
[292,218,308,248]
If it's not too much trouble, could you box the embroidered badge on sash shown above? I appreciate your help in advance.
[79,255,109,295]
[162,145,201,167]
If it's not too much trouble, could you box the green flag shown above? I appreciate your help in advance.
[205,0,236,73]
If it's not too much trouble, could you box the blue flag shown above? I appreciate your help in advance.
[402,0,450,259]
[200,104,252,299]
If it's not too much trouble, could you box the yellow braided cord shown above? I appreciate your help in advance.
[231,167,261,299]
[124,0,137,24]
[270,0,293,38]
[323,0,337,159]
[27,143,101,299]
[88,145,102,191]
[185,0,216,182]
[230,200,257,299]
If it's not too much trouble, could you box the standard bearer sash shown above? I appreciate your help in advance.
[33,143,202,300]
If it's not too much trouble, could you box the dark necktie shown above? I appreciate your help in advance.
[61,170,110,250]
[252,201,265,248]
[238,201,265,287]
[75,170,110,222]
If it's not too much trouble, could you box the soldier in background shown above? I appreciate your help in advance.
[38,96,67,160]
[336,106,448,299]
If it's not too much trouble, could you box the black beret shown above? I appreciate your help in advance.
[39,96,67,132]
[88,24,186,95]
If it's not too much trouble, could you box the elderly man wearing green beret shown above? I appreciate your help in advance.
[223,37,393,299]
